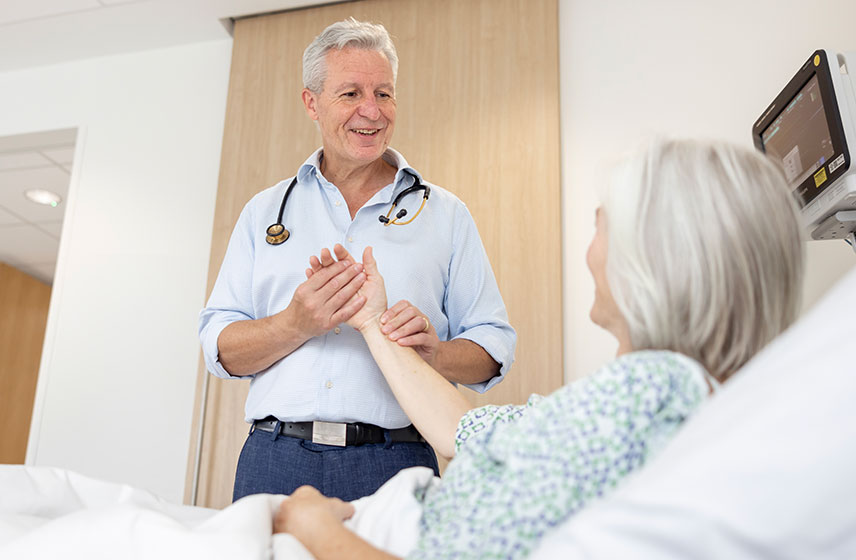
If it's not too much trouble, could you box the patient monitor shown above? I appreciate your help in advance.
[752,49,856,243]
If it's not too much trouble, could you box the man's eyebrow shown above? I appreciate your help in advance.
[332,82,394,92]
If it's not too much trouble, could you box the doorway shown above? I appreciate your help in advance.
[0,127,76,463]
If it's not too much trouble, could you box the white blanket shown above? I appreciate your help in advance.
[0,464,436,559]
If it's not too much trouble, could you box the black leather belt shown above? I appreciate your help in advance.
[252,417,424,447]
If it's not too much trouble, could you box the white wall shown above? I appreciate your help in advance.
[559,0,856,381]
[0,40,231,502]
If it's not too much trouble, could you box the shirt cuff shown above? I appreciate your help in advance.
[455,325,516,393]
[201,321,246,379]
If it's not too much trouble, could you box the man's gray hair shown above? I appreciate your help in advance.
[302,17,399,93]
[601,138,806,382]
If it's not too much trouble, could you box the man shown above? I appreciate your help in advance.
[199,18,516,502]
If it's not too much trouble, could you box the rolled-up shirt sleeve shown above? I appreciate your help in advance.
[445,204,517,392]
[198,201,257,379]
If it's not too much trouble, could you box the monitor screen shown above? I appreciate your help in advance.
[761,74,835,203]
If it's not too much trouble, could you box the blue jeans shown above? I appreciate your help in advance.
[232,424,440,502]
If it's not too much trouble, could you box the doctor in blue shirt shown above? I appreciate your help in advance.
[199,18,516,502]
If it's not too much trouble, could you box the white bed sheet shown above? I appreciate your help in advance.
[0,464,435,559]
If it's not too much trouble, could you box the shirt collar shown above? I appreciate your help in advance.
[297,147,423,202]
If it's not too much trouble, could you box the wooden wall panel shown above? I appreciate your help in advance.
[188,0,562,508]
[0,263,51,463]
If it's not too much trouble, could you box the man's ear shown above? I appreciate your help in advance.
[302,89,319,120]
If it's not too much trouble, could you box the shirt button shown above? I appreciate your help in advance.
[347,237,353,243]
[335,201,342,207]
[334,327,341,334]
[325,380,333,389]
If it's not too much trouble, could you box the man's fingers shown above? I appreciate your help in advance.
[381,304,420,334]
[381,299,411,325]
[316,263,364,305]
[319,248,335,267]
[333,243,354,263]
[330,291,367,325]
[325,269,366,310]
[394,332,432,347]
[303,257,356,290]
[387,315,430,341]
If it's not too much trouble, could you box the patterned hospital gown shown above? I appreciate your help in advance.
[407,350,710,560]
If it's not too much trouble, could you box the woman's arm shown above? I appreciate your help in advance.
[358,315,473,459]
[318,245,473,460]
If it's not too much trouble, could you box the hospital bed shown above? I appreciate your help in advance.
[4,268,855,559]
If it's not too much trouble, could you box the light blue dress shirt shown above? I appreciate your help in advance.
[199,148,516,428]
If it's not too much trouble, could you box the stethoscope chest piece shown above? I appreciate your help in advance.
[265,223,290,245]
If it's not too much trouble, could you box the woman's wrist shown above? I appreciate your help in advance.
[357,313,383,334]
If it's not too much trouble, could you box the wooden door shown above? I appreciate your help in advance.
[188,0,562,508]
[0,263,51,463]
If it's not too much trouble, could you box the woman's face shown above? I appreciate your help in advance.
[586,208,631,352]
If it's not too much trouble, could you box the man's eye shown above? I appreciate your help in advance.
[342,91,357,97]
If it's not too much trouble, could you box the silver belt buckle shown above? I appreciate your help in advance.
[312,421,347,446]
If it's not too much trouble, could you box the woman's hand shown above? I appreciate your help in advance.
[275,485,398,559]
[274,485,355,539]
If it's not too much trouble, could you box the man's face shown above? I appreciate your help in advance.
[302,47,396,170]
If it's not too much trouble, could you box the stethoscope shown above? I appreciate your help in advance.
[265,170,431,245]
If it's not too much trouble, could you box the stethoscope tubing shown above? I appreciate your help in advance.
[265,170,430,245]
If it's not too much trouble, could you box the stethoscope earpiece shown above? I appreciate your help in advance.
[265,223,290,245]
[379,173,430,227]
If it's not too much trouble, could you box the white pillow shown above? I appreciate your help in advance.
[530,267,856,559]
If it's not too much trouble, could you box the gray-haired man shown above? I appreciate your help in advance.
[199,18,516,501]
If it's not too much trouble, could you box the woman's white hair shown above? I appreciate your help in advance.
[302,17,398,93]
[602,138,806,382]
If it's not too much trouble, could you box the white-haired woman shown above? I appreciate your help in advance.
[274,139,806,559]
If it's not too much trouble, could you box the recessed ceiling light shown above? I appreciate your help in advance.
[24,189,62,208]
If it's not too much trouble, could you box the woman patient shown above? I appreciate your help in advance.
[273,139,806,559]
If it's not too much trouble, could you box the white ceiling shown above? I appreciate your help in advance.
[0,0,341,72]
[0,0,338,284]
[0,128,76,284]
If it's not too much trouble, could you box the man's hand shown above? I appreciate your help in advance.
[380,301,440,366]
[307,244,388,332]
[308,248,436,359]
[284,247,367,338]
[275,485,355,539]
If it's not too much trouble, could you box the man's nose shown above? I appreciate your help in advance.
[357,96,381,120]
